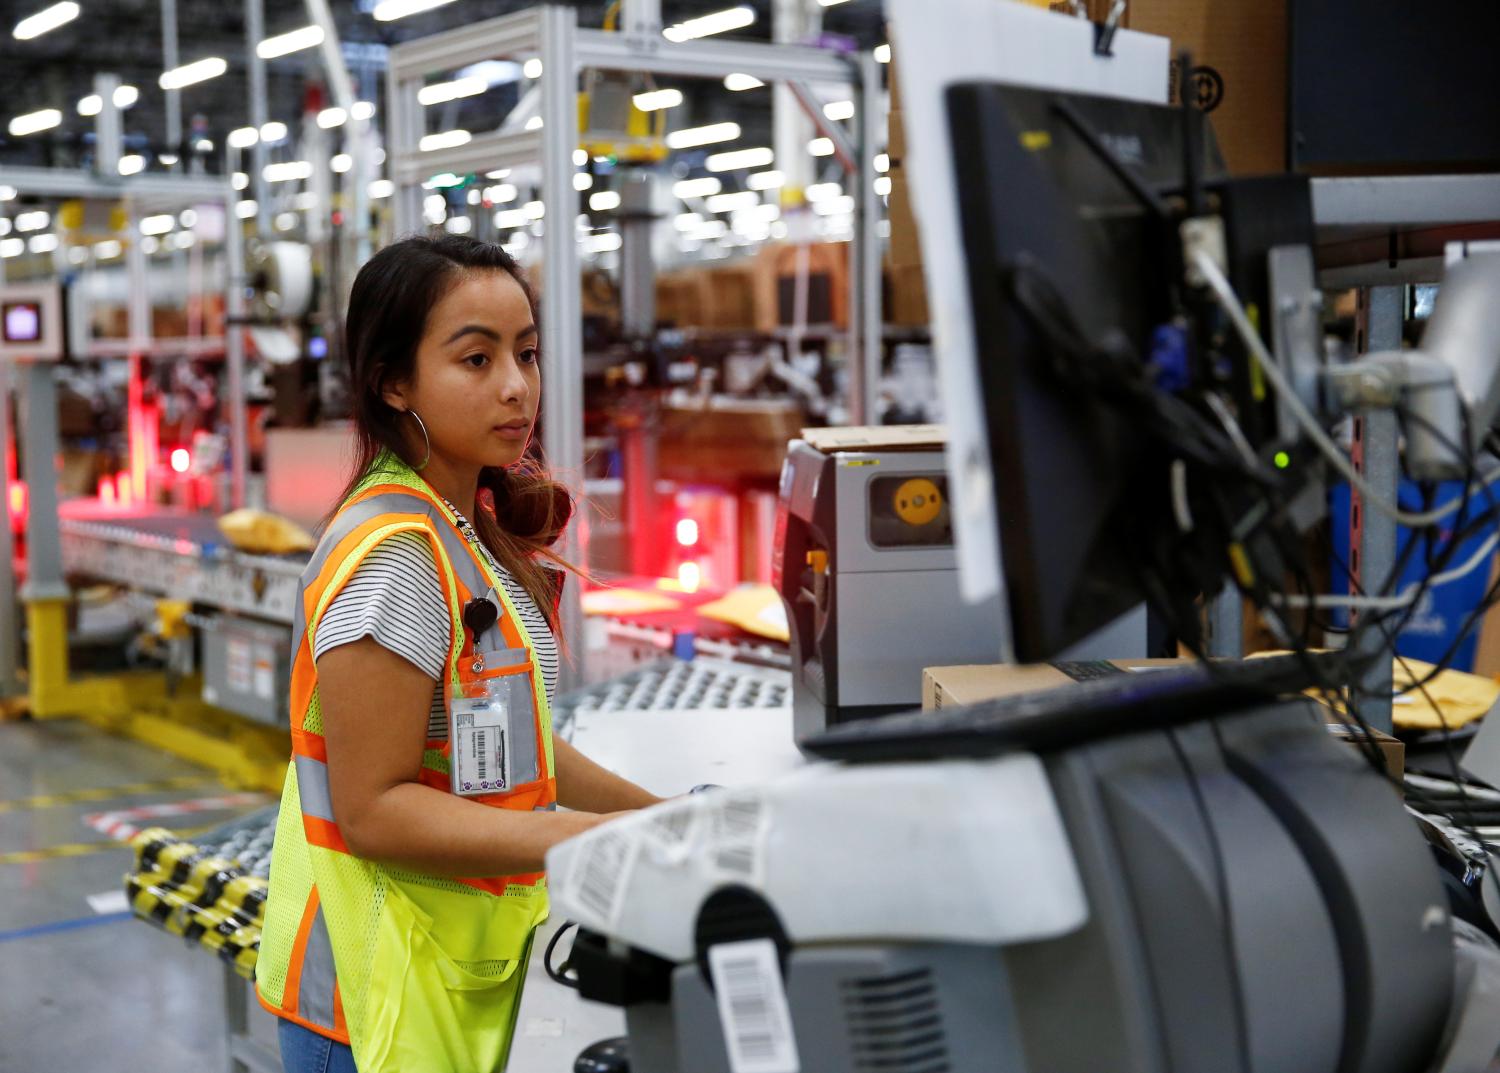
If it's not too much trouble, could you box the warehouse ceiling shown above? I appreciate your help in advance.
[0,0,886,174]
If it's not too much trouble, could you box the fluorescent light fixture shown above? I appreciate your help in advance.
[179,209,197,228]
[77,94,102,117]
[747,170,784,190]
[372,0,456,21]
[823,100,855,121]
[258,24,323,59]
[809,137,835,156]
[813,194,856,216]
[524,115,543,131]
[232,171,249,189]
[228,126,258,149]
[259,121,288,143]
[0,238,24,258]
[493,208,529,229]
[573,172,592,191]
[666,122,739,150]
[572,149,588,167]
[692,220,729,239]
[874,43,891,63]
[368,179,394,198]
[422,172,464,189]
[485,183,517,204]
[28,233,58,253]
[0,220,8,236]
[351,101,375,121]
[672,177,721,199]
[754,203,780,222]
[194,138,213,152]
[0,187,13,201]
[159,57,227,91]
[114,85,139,108]
[423,195,446,224]
[875,152,889,173]
[9,109,61,136]
[235,200,258,219]
[632,88,683,112]
[445,216,472,234]
[724,73,764,91]
[706,146,773,172]
[174,231,196,248]
[585,232,622,254]
[15,211,49,232]
[418,75,486,106]
[140,236,158,254]
[466,188,480,205]
[589,190,620,211]
[523,58,542,79]
[874,175,892,197]
[705,190,758,214]
[524,200,545,219]
[93,239,121,258]
[317,107,347,129]
[139,214,174,235]
[674,212,703,231]
[485,168,511,179]
[117,154,145,175]
[663,5,753,42]
[263,161,313,182]
[818,0,853,6]
[275,212,297,232]
[67,244,86,263]
[323,153,348,174]
[805,182,843,202]
[419,129,470,152]
[293,192,318,211]
[14,1,78,40]
[160,152,179,165]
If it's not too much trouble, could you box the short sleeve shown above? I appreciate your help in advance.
[312,530,451,681]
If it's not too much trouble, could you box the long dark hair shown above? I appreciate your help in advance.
[338,234,573,629]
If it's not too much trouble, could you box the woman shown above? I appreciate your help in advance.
[257,234,662,1073]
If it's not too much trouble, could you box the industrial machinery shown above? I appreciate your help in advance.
[773,425,1004,740]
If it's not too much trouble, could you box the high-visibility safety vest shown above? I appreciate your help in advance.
[256,454,557,1072]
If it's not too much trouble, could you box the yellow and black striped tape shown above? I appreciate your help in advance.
[0,775,216,814]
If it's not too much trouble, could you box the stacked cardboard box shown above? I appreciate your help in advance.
[884,49,930,328]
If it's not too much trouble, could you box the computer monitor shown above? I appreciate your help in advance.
[946,83,1229,662]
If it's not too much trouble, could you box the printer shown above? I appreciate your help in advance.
[772,426,1005,741]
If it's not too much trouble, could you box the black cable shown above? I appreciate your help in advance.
[544,920,580,991]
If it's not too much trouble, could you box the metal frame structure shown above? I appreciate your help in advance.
[386,5,881,686]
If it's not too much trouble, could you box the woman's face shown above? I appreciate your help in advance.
[385,270,540,473]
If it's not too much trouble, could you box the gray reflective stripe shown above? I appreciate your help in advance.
[296,902,339,1031]
[533,802,557,812]
[295,755,336,822]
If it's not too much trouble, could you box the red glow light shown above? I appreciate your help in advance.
[170,448,191,474]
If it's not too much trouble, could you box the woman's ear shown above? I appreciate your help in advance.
[378,368,408,412]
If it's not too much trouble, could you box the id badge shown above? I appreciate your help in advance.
[450,683,512,797]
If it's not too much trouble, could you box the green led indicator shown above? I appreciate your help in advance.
[1273,451,1291,469]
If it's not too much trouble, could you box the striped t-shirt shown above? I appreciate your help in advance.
[312,529,559,742]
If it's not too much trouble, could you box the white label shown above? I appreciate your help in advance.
[87,890,129,915]
[708,939,801,1073]
[226,638,252,693]
[451,698,511,795]
[710,792,768,884]
[252,644,275,700]
[567,825,639,928]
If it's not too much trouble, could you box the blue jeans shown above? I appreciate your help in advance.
[278,1018,358,1073]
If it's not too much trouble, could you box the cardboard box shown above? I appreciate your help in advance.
[704,263,759,330]
[1128,0,1288,174]
[658,401,805,483]
[887,170,921,269]
[760,241,850,330]
[887,262,930,326]
[802,424,944,453]
[922,661,1405,782]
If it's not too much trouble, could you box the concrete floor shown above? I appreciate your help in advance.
[0,717,281,1073]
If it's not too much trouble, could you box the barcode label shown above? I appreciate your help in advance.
[709,792,767,883]
[569,826,639,927]
[476,731,488,781]
[708,940,800,1073]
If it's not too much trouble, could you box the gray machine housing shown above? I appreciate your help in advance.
[597,701,1465,1073]
[774,439,1005,742]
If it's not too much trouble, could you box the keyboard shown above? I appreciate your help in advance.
[802,651,1353,762]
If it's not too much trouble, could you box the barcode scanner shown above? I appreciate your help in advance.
[463,597,499,640]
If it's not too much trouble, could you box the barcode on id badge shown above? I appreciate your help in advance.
[708,939,801,1073]
[476,730,489,782]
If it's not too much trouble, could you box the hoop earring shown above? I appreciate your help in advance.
[405,408,431,471]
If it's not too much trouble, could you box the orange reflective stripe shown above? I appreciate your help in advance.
[292,728,327,763]
[282,889,321,1018]
[303,815,349,854]
[332,982,347,1036]
[455,870,546,895]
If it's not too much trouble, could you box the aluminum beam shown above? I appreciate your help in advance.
[574,27,851,84]
[391,130,545,185]
[389,7,543,80]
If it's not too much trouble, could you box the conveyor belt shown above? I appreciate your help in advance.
[59,506,306,625]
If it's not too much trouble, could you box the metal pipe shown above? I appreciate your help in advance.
[305,0,372,270]
[245,0,271,239]
[162,0,182,166]
[852,51,882,425]
[225,181,250,508]
[94,73,123,176]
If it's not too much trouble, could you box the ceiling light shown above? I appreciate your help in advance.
[228,126,258,149]
[274,212,297,232]
[674,212,702,231]
[705,191,758,214]
[331,153,352,173]
[28,233,58,253]
[494,208,529,229]
[422,172,463,189]
[589,191,620,212]
[174,231,196,248]
[445,216,472,234]
[692,220,728,239]
[317,107,347,129]
[485,183,517,204]
[747,170,784,190]
[179,209,197,228]
[139,214,174,235]
[523,58,542,79]
[875,152,889,173]
[813,194,856,216]
[424,194,446,223]
[117,154,145,175]
[235,200,258,219]
[817,0,853,6]
[350,101,375,121]
[524,200,545,219]
[114,85,139,109]
[193,138,212,152]
[524,115,543,131]
[263,161,313,182]
[633,88,683,112]
[8,109,61,136]
[724,73,764,92]
[13,1,78,40]
[257,24,324,60]
[419,129,470,152]
[260,121,288,142]
[874,43,891,64]
[294,192,318,211]
[573,172,592,191]
[93,239,121,258]
[0,187,14,202]
[159,57,227,91]
[0,220,9,236]
[706,146,773,172]
[231,171,249,189]
[485,168,511,179]
[663,5,753,42]
[874,175,892,196]
[585,232,622,254]
[418,75,487,106]
[77,94,101,116]
[0,238,24,258]
[15,211,49,232]
[666,122,740,150]
[372,0,456,21]
[806,182,843,202]
[159,153,178,165]
[673,177,721,199]
[368,179,394,198]
[140,236,158,254]
[823,100,854,121]
[809,137,835,156]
